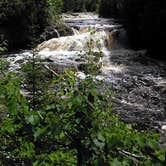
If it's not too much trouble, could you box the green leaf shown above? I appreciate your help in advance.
[111,159,123,166]
[25,113,40,125]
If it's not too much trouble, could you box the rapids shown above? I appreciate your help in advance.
[4,13,166,140]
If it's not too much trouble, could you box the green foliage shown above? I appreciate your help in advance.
[0,58,9,116]
[0,34,8,53]
[0,58,9,76]
[21,50,52,110]
[33,150,77,166]
[0,0,63,51]
[79,30,103,75]
[0,54,165,165]
[47,0,63,24]
[0,0,50,50]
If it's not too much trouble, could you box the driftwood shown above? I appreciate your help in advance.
[119,150,144,160]
[43,64,58,76]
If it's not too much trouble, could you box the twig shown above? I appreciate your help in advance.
[119,150,145,160]
[43,64,58,76]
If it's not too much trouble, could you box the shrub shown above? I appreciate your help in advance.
[20,50,52,110]
[47,0,63,24]
[78,30,104,75]
[0,34,8,53]
[0,56,165,165]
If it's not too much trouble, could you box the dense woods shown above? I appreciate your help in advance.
[63,0,99,12]
[0,0,166,165]
[0,0,64,51]
[99,0,166,60]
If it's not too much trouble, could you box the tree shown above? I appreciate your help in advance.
[0,0,63,51]
[48,0,63,23]
[99,0,166,60]
[62,0,100,12]
[123,0,166,59]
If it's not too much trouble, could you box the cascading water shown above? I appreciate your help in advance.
[6,13,122,71]
[71,27,80,35]
[5,13,166,135]
[38,31,112,52]
[36,21,118,72]
[54,29,60,38]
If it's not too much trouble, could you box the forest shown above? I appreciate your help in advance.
[0,0,166,165]
[1,0,166,60]
[99,0,166,60]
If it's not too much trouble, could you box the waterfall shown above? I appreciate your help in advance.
[54,29,60,38]
[71,27,80,35]
[38,30,113,52]
[7,13,122,71]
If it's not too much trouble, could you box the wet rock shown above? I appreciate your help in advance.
[162,125,166,131]
[78,63,86,71]
[40,24,74,42]
[76,71,86,80]
[14,58,24,64]
[71,13,79,17]
[40,26,60,41]
[56,23,74,37]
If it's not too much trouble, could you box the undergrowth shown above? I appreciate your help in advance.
[0,47,165,165]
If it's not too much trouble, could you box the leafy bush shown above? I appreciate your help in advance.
[0,34,8,53]
[0,58,9,76]
[47,0,63,24]
[0,56,165,165]
[20,50,52,110]
[78,30,103,75]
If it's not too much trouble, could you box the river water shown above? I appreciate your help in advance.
[5,13,166,140]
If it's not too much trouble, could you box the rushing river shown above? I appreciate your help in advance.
[5,13,166,140]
